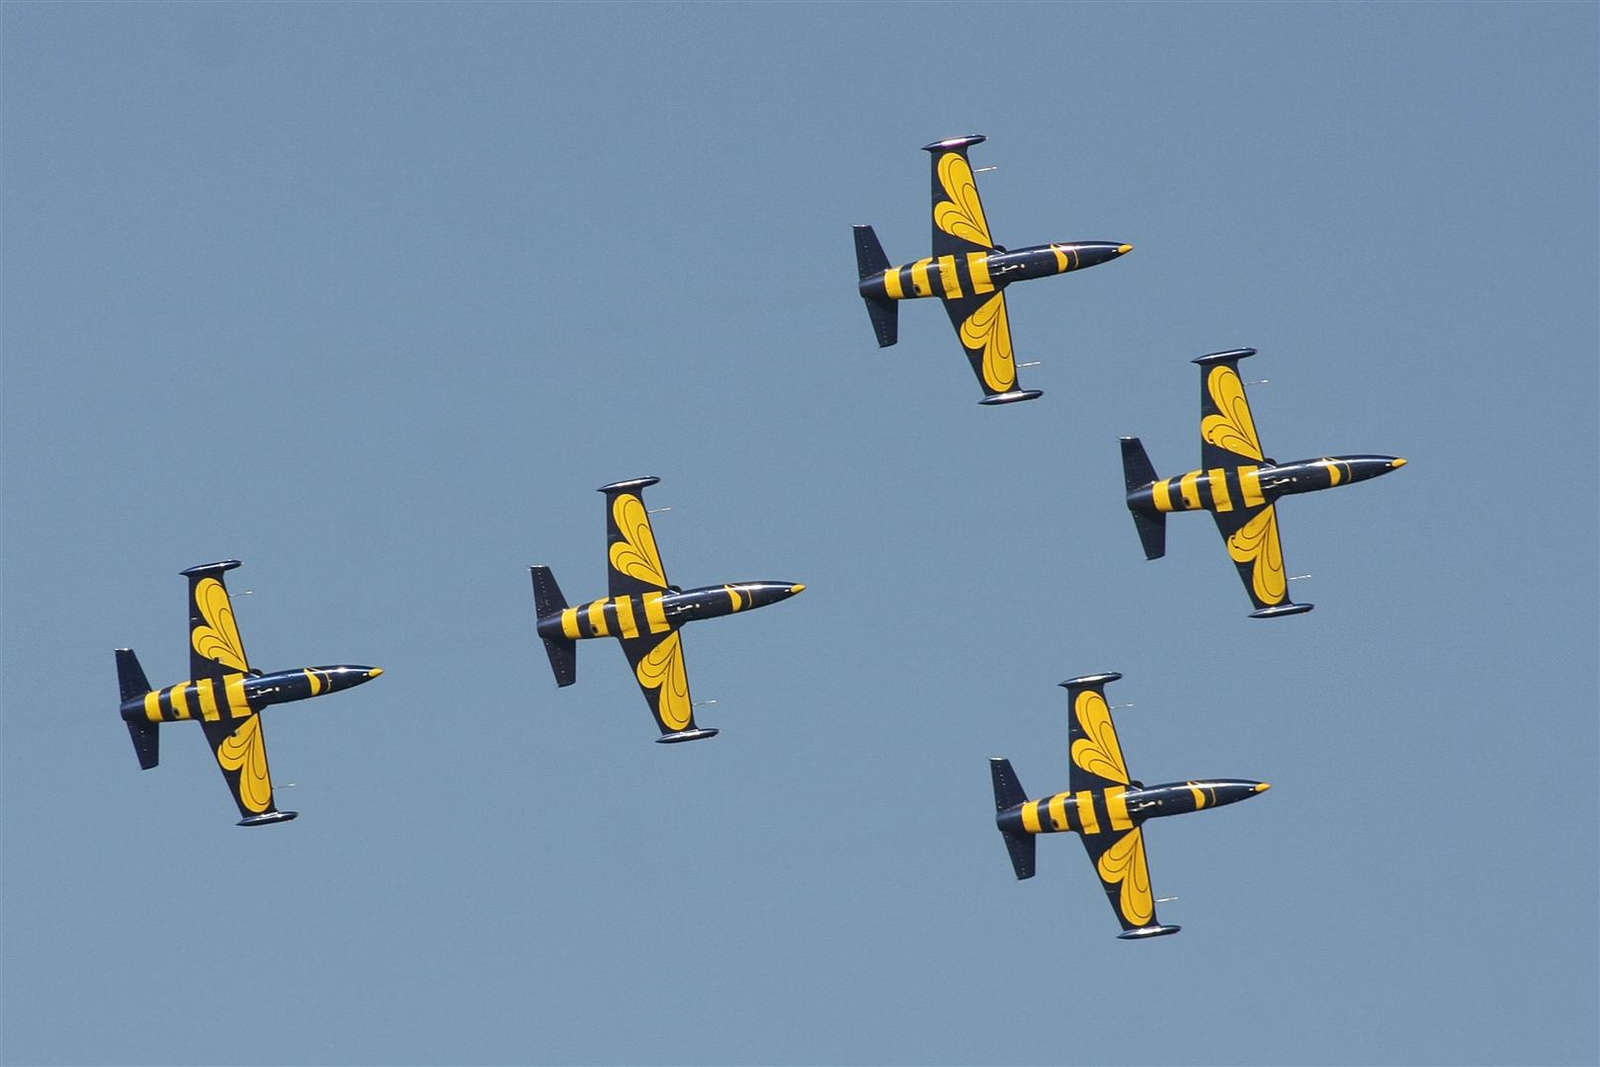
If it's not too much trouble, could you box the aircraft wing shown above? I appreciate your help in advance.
[926,135,998,259]
[600,477,671,600]
[1211,503,1295,613]
[1063,675,1133,794]
[199,711,285,821]
[941,290,1022,399]
[183,560,252,681]
[1080,826,1167,935]
[1197,351,1266,470]
[616,628,699,737]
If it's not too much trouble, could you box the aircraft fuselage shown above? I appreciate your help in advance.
[1127,455,1405,516]
[536,581,804,642]
[858,241,1130,304]
[997,778,1269,838]
[120,665,381,724]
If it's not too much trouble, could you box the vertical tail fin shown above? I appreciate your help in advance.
[530,566,577,687]
[116,649,159,769]
[990,758,1036,880]
[1120,437,1167,560]
[853,225,899,348]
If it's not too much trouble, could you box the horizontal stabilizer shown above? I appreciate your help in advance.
[990,759,1035,880]
[530,566,576,687]
[125,719,159,770]
[990,757,1027,811]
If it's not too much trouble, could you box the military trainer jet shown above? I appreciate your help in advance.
[532,477,804,742]
[991,672,1270,939]
[116,560,382,825]
[853,134,1132,405]
[1121,348,1406,617]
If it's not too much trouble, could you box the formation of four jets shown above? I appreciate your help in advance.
[116,136,1403,938]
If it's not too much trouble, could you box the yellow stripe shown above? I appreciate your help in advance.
[586,598,610,638]
[144,690,161,722]
[1240,465,1265,507]
[561,606,581,640]
[883,267,903,300]
[1075,790,1101,835]
[1189,782,1209,810]
[224,674,252,719]
[642,591,669,634]
[1053,245,1069,272]
[937,254,962,299]
[1105,788,1133,831]
[1208,468,1234,512]
[613,595,639,639]
[1152,479,1173,513]
[910,258,932,297]
[1048,793,1069,831]
[967,251,994,294]
[304,668,324,696]
[170,683,192,721]
[1021,801,1042,833]
[197,677,221,721]
[1179,471,1202,510]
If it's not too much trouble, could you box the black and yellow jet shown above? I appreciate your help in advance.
[991,672,1270,939]
[532,477,804,742]
[116,560,382,826]
[1121,348,1407,617]
[854,134,1132,405]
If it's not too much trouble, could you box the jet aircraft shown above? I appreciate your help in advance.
[991,672,1270,939]
[116,560,382,825]
[1121,348,1406,617]
[532,477,804,742]
[853,134,1132,405]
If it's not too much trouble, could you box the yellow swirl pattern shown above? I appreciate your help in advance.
[1202,366,1264,461]
[959,293,1016,393]
[608,494,668,589]
[1096,828,1154,927]
[192,578,249,672]
[1071,689,1130,785]
[934,152,993,248]
[1228,506,1287,604]
[215,714,272,813]
[636,631,691,732]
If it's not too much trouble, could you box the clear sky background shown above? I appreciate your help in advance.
[3,4,1596,1065]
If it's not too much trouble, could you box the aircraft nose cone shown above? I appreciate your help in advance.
[367,667,384,679]
[789,584,806,595]
[1254,782,1271,793]
[1117,243,1133,255]
[1390,458,1407,469]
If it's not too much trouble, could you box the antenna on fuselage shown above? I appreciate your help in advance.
[692,699,717,708]
[1156,896,1178,903]
[1245,379,1270,386]
[648,507,672,515]
[1288,574,1313,582]
[1111,703,1136,710]
[1018,361,1042,369]
[975,166,998,174]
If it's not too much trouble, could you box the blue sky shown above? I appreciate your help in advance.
[3,3,1596,1065]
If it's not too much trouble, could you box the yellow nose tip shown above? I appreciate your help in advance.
[1391,458,1407,468]
[790,584,806,594]
[367,668,384,678]
[1117,244,1134,254]
[1255,782,1271,792]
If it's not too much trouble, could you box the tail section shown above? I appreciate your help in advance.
[116,649,159,770]
[853,225,899,347]
[990,758,1037,880]
[1120,437,1167,560]
[530,566,577,687]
